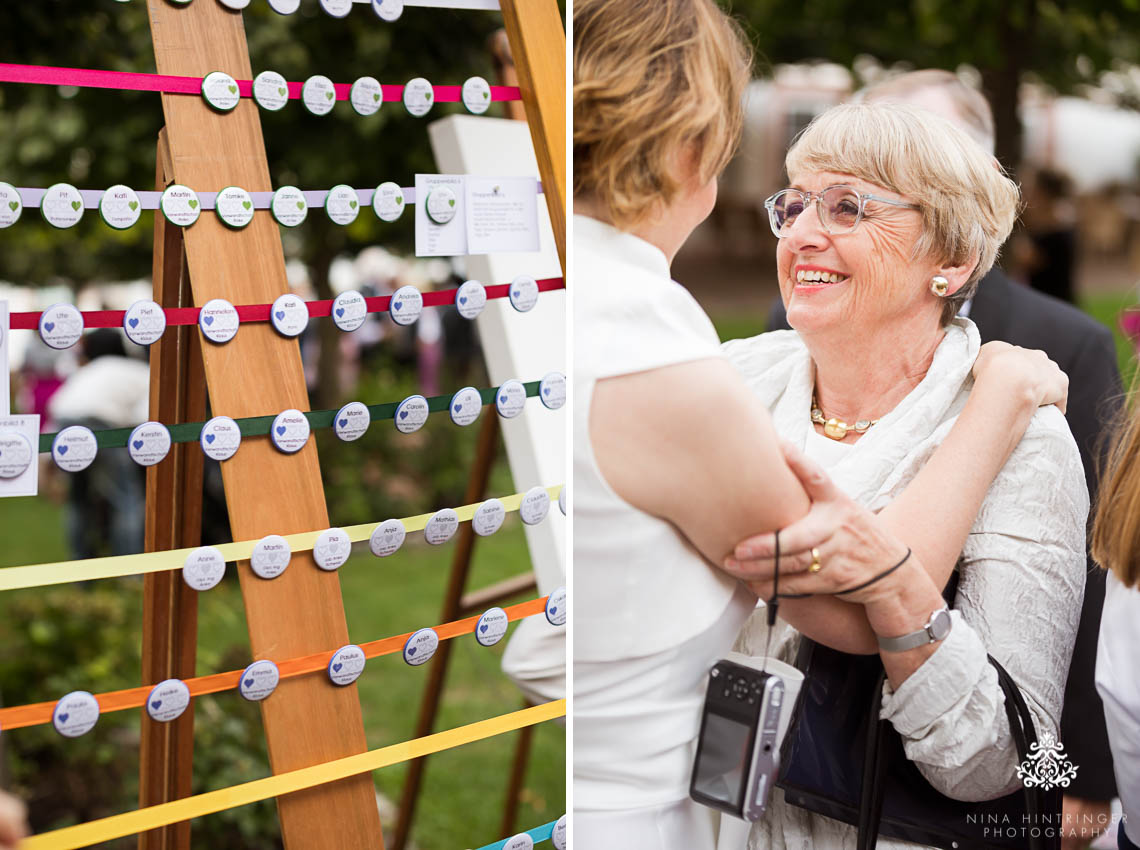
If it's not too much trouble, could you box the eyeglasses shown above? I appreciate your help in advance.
[763,185,920,238]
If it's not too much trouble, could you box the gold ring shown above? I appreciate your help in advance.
[808,547,822,573]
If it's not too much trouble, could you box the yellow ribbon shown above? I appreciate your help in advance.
[0,485,562,591]
[21,699,566,850]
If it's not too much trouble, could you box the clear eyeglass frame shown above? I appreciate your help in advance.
[763,185,921,238]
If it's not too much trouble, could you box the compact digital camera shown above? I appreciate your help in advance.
[689,655,786,822]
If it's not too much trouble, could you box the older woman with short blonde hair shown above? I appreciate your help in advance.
[721,101,1087,848]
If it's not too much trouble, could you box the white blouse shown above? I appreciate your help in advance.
[722,321,1089,849]
[573,214,755,815]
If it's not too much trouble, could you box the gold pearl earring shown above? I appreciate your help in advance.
[931,275,950,297]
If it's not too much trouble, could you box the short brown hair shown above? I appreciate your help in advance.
[1093,385,1140,587]
[573,0,752,229]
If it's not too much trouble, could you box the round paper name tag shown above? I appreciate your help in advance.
[449,387,483,427]
[327,644,365,685]
[199,298,240,344]
[41,182,84,229]
[370,518,406,557]
[424,186,457,225]
[334,401,370,442]
[129,421,171,467]
[403,627,439,666]
[271,292,309,338]
[539,371,567,410]
[455,279,486,320]
[39,303,83,350]
[200,415,241,461]
[424,508,459,545]
[472,498,505,537]
[372,0,403,20]
[558,485,566,516]
[389,285,423,326]
[302,75,337,116]
[250,534,291,579]
[350,76,383,116]
[326,184,361,226]
[495,379,527,419]
[271,185,307,227]
[403,77,434,117]
[201,71,241,112]
[216,186,255,229]
[503,834,534,850]
[268,0,300,12]
[0,432,33,480]
[545,586,567,627]
[509,275,540,312]
[394,394,429,434]
[372,182,406,222]
[238,659,279,702]
[519,486,551,526]
[123,299,166,347]
[271,409,310,454]
[183,545,226,591]
[314,527,352,571]
[462,76,492,114]
[475,606,509,647]
[99,184,142,230]
[52,425,98,473]
[319,0,352,15]
[332,290,367,332]
[161,184,201,227]
[552,815,567,850]
[218,0,252,9]
[0,182,23,228]
[146,679,191,723]
[53,690,100,738]
[253,70,289,111]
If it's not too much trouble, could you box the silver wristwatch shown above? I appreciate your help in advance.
[876,604,952,653]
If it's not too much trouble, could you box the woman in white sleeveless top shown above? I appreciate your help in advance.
[573,3,1071,848]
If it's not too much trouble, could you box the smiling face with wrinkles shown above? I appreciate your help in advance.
[778,170,939,338]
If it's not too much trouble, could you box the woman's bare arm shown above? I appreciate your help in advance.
[728,344,1068,653]
[590,357,811,568]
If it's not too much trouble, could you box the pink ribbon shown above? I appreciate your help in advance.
[0,62,521,102]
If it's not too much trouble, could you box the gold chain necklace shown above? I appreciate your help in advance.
[810,394,879,441]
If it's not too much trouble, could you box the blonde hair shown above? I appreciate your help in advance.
[786,101,1020,325]
[1093,381,1140,587]
[573,0,752,229]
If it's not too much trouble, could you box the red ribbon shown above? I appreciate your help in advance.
[9,278,565,330]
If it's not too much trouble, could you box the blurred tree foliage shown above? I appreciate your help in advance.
[729,0,1140,171]
[0,1,508,286]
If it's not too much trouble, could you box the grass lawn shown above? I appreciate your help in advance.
[0,485,564,849]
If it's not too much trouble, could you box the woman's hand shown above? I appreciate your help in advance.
[972,340,1068,413]
[0,791,27,850]
[723,441,911,604]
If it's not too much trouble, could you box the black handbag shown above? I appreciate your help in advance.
[776,585,1062,849]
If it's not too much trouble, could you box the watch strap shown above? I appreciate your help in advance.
[876,605,952,653]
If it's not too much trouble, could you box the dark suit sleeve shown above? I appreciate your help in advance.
[767,296,791,332]
[1060,325,1123,801]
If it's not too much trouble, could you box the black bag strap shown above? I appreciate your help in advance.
[856,653,1060,850]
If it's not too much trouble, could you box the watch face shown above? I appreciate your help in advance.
[930,608,953,641]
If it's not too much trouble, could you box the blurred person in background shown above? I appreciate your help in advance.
[47,329,149,559]
[1017,168,1079,305]
[15,342,64,428]
[0,791,26,850]
[767,71,1122,848]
